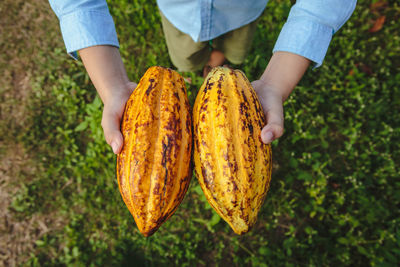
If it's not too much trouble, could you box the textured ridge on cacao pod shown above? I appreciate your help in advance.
[193,67,272,235]
[117,66,192,237]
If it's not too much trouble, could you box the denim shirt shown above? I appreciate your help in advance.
[49,0,356,67]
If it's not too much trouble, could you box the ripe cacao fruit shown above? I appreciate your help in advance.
[193,67,272,235]
[117,66,192,237]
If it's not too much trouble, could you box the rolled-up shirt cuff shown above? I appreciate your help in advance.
[59,10,119,59]
[273,18,333,68]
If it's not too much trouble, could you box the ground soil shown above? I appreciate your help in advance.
[0,1,66,265]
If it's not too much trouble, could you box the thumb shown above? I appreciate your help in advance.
[258,91,285,144]
[101,108,124,154]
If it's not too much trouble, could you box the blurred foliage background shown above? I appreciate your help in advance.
[0,0,399,266]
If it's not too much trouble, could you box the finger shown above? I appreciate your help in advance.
[251,80,285,144]
[251,80,264,95]
[261,123,284,144]
[260,97,284,144]
[127,82,137,94]
[101,108,124,154]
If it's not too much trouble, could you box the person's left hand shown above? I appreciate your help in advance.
[251,79,285,144]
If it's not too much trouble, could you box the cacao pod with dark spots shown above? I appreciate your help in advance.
[117,66,192,237]
[193,67,272,235]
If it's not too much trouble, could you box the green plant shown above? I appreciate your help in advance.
[4,0,399,266]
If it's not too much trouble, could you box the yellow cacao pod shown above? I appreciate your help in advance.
[117,66,192,237]
[193,67,272,235]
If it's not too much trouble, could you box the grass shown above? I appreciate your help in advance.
[1,0,399,266]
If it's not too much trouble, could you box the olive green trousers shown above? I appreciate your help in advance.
[160,12,259,71]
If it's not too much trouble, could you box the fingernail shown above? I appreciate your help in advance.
[111,141,119,154]
[263,131,274,144]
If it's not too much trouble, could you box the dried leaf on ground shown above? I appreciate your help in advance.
[369,16,386,33]
[370,0,388,14]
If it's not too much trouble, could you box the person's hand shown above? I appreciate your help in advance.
[251,79,285,144]
[251,51,310,144]
[101,81,136,154]
[79,45,137,154]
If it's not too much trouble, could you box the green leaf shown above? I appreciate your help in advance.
[337,237,348,245]
[209,212,221,227]
[356,245,368,256]
[75,121,88,132]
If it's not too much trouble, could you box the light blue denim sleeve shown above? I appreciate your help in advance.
[49,0,119,59]
[273,0,357,67]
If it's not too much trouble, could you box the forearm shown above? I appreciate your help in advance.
[259,51,310,101]
[79,45,131,104]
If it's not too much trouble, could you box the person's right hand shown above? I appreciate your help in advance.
[101,81,136,154]
[79,45,136,154]
[251,80,285,144]
[252,51,311,143]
